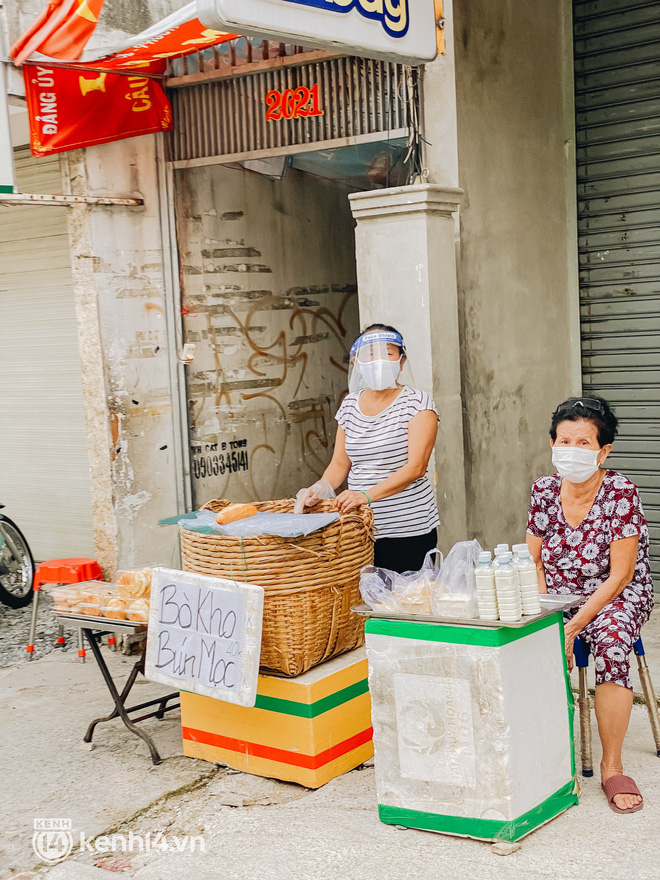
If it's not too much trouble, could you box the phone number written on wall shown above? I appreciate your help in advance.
[192,440,249,479]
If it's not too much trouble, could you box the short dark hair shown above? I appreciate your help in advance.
[550,395,618,446]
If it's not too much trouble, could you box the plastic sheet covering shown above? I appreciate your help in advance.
[365,614,577,841]
[159,509,339,537]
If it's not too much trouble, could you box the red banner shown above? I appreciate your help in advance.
[24,63,172,157]
[87,21,237,70]
[11,0,107,65]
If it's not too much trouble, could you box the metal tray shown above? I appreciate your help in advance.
[351,594,583,629]
[54,613,147,634]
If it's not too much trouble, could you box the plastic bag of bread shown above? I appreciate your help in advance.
[50,586,83,611]
[51,583,116,614]
[127,598,150,623]
[359,550,445,617]
[116,568,152,602]
[216,503,258,525]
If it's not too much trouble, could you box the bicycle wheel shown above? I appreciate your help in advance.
[0,516,35,609]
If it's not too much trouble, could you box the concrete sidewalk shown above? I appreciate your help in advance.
[0,650,213,878]
[40,702,660,880]
[2,614,660,880]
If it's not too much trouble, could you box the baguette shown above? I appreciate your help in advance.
[216,503,258,524]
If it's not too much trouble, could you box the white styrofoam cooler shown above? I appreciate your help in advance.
[365,613,578,841]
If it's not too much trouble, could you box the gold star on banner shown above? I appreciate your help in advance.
[75,1,99,23]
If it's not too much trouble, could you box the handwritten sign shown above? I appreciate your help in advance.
[145,567,264,707]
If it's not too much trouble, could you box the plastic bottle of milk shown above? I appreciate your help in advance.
[512,543,528,565]
[517,547,542,616]
[492,545,509,570]
[494,552,522,622]
[475,551,498,620]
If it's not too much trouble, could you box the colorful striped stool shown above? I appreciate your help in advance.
[180,647,373,788]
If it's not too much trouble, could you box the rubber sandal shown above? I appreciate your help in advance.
[601,775,644,814]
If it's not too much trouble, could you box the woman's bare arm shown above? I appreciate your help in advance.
[319,426,351,490]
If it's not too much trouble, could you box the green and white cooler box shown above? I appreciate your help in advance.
[365,612,578,842]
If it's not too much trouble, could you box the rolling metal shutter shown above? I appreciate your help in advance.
[167,55,410,165]
[574,0,660,581]
[0,150,95,561]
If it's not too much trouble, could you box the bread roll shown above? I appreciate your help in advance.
[127,598,150,623]
[216,503,258,525]
[103,598,127,620]
[117,569,152,601]
[78,600,102,617]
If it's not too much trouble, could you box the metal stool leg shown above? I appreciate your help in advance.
[56,624,65,647]
[77,628,86,663]
[634,639,660,757]
[26,584,40,659]
[573,636,593,777]
[578,666,594,777]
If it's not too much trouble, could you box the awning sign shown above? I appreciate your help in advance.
[24,63,172,156]
[197,0,439,64]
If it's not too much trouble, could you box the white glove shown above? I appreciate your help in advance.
[293,479,335,514]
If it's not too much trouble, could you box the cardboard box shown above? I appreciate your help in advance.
[181,647,373,788]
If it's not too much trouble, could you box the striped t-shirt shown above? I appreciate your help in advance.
[336,386,440,539]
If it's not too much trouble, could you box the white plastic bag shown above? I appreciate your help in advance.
[430,539,481,619]
[293,478,336,514]
[359,549,444,616]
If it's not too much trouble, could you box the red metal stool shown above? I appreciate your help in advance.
[28,558,103,661]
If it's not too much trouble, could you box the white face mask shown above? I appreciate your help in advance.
[552,446,601,484]
[360,358,401,391]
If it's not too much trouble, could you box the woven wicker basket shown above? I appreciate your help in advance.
[180,498,375,676]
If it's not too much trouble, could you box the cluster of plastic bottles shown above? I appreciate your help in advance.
[475,543,542,622]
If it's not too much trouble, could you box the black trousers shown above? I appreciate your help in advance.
[373,529,438,574]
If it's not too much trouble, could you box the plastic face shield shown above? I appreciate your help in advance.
[348,330,411,393]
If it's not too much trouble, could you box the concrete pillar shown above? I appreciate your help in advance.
[62,135,184,574]
[348,184,467,550]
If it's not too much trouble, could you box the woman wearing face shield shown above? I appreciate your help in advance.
[297,324,439,574]
[526,396,654,815]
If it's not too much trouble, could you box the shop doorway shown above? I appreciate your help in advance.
[167,45,417,507]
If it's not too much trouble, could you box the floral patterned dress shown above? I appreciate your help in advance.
[526,470,654,689]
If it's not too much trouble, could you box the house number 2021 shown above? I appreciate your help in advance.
[265,84,324,121]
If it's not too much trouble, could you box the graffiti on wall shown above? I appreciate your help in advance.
[177,166,359,507]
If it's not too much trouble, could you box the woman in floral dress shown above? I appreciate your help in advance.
[526,396,654,814]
